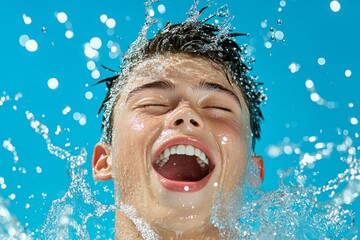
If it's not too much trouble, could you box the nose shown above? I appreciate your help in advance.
[166,104,204,130]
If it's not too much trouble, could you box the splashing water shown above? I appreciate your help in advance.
[1,0,359,239]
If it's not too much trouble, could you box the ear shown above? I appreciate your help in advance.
[92,142,112,180]
[251,155,264,181]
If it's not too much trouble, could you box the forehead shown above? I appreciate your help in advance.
[123,54,239,94]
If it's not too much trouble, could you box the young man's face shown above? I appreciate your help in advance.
[93,54,258,235]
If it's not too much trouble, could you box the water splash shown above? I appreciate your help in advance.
[210,135,359,239]
[0,197,30,240]
[305,79,338,109]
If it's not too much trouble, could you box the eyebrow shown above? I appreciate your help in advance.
[126,79,241,106]
[197,80,241,107]
[126,80,175,102]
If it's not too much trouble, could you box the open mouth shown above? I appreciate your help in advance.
[153,144,214,192]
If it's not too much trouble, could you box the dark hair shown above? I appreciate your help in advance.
[97,19,265,150]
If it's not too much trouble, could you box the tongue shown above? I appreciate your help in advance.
[156,155,208,182]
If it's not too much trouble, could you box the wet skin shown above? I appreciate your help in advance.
[92,53,262,239]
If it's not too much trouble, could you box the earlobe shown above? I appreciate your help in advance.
[252,155,264,181]
[92,142,112,180]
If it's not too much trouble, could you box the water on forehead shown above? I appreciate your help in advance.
[126,55,232,89]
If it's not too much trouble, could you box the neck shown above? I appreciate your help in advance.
[115,211,221,240]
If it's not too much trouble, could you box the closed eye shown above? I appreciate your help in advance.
[138,104,170,115]
[141,104,167,108]
[204,106,232,112]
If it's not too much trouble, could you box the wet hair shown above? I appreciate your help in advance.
[97,18,265,150]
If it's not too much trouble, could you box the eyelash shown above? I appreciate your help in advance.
[141,104,167,108]
[139,104,232,114]
[204,106,232,112]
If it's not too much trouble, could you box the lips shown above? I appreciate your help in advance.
[152,137,215,192]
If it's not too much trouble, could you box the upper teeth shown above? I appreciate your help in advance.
[156,145,209,168]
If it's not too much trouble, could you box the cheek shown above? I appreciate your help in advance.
[129,114,145,132]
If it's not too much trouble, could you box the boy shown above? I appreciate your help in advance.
[92,19,265,239]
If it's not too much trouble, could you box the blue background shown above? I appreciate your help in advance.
[0,0,359,236]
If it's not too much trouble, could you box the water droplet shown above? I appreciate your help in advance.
[65,30,74,39]
[261,20,267,28]
[9,193,16,200]
[317,57,326,65]
[277,19,283,25]
[56,12,68,23]
[310,93,320,102]
[274,30,284,40]
[36,166,42,173]
[47,78,59,90]
[264,41,272,49]
[345,69,352,77]
[288,62,301,73]
[100,14,108,23]
[106,18,116,28]
[350,117,358,125]
[305,79,314,89]
[330,1,341,12]
[22,14,32,24]
[25,39,38,52]
[85,91,93,100]
[157,4,166,14]
[91,69,100,79]
[90,37,102,49]
[86,61,96,71]
[280,0,286,7]
[41,27,47,33]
